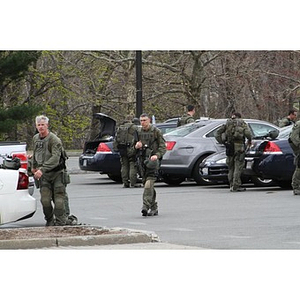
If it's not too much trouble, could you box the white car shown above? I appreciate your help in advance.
[0,168,37,225]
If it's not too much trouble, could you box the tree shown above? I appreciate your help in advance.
[0,51,42,140]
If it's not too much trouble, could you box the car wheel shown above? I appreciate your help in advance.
[251,176,274,187]
[107,174,122,182]
[162,175,185,186]
[192,156,212,185]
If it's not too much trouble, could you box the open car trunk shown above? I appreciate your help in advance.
[83,113,116,154]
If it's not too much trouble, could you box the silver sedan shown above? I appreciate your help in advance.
[160,119,279,185]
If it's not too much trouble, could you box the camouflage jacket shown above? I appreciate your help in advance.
[32,132,63,180]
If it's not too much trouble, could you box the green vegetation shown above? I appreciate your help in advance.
[1,50,299,149]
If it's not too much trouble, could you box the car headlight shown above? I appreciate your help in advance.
[216,158,226,164]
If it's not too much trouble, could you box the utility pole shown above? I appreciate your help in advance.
[136,50,143,117]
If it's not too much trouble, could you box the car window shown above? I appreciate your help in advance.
[158,127,176,135]
[164,123,205,137]
[205,122,278,139]
[248,123,277,137]
[205,126,222,138]
[278,125,292,139]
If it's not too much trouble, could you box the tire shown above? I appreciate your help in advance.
[162,175,185,186]
[251,176,274,187]
[192,156,211,185]
[107,174,122,182]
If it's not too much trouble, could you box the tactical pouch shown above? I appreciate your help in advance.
[225,142,234,156]
[34,178,40,189]
[62,170,71,185]
[117,144,127,156]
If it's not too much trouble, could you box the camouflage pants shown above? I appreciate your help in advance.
[40,172,67,225]
[292,155,300,191]
[142,178,157,210]
[120,155,137,186]
[141,165,157,210]
[65,191,70,217]
[226,151,245,190]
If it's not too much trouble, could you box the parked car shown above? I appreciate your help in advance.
[243,125,295,188]
[159,119,280,185]
[199,125,294,188]
[199,149,274,187]
[0,167,36,225]
[78,114,177,182]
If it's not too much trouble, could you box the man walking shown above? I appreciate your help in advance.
[31,115,67,226]
[135,113,166,216]
[215,112,252,192]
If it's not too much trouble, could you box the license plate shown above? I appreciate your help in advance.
[83,159,87,167]
[245,160,253,169]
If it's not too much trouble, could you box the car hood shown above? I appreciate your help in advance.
[94,113,116,138]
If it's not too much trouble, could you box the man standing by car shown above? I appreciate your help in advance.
[177,105,196,127]
[135,113,166,216]
[113,114,139,188]
[279,109,297,127]
[215,112,252,192]
[31,115,67,226]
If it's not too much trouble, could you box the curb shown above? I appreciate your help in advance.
[0,227,160,250]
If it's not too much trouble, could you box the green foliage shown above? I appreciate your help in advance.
[0,50,298,148]
[0,51,41,86]
[0,104,42,134]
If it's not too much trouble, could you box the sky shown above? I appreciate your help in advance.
[2,0,299,50]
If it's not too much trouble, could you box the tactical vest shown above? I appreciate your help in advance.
[33,132,64,173]
[33,133,53,167]
[289,122,300,154]
[225,118,245,142]
[115,123,137,147]
[138,126,160,154]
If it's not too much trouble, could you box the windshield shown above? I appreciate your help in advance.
[164,122,206,137]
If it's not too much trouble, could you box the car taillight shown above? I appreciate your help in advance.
[12,153,28,169]
[18,172,29,190]
[166,141,176,151]
[96,143,112,152]
[263,141,283,154]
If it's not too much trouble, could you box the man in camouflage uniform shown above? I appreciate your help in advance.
[135,113,166,216]
[31,115,67,226]
[279,109,297,127]
[177,104,195,127]
[289,121,300,195]
[113,115,140,188]
[215,112,252,192]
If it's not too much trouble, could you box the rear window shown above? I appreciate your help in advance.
[248,123,277,138]
[164,123,206,137]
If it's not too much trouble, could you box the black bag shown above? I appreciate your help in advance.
[47,150,68,172]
